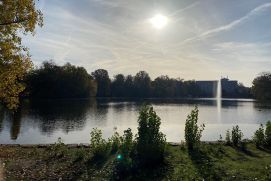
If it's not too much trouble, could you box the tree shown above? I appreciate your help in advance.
[124,75,135,97]
[134,71,151,97]
[136,106,166,165]
[111,74,125,97]
[231,125,243,147]
[26,61,97,99]
[91,69,111,97]
[0,0,43,109]
[184,106,205,150]
[153,75,176,97]
[252,72,271,100]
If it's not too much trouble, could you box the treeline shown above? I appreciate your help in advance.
[252,72,271,101]
[26,61,97,99]
[24,61,260,99]
[93,69,202,98]
[25,61,203,99]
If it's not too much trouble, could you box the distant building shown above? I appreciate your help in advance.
[195,77,238,98]
[195,80,217,97]
[221,77,238,97]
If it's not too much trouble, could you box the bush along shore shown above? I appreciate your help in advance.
[1,106,271,180]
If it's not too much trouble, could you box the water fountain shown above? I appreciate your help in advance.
[217,79,221,99]
[217,79,222,122]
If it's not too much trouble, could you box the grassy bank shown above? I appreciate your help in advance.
[0,143,270,180]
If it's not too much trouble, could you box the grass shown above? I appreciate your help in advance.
[0,143,271,180]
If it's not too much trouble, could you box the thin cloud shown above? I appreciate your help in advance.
[170,1,200,17]
[90,0,121,7]
[177,2,271,45]
[201,3,271,38]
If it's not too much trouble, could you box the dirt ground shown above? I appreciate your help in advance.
[0,160,4,181]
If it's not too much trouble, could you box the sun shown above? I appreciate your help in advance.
[149,14,168,29]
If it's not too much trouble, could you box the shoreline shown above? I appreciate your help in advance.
[0,141,232,148]
[0,142,270,180]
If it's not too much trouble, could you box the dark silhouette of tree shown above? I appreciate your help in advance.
[92,69,111,97]
[26,61,97,99]
[10,110,22,140]
[184,81,200,97]
[0,105,4,133]
[124,75,135,97]
[111,74,125,97]
[134,71,151,97]
[152,75,176,97]
[24,64,251,99]
[252,72,271,100]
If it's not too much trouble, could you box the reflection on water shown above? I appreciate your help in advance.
[0,98,271,144]
[10,110,22,140]
[0,106,4,133]
[27,100,94,135]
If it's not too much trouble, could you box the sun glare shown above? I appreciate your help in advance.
[149,14,168,29]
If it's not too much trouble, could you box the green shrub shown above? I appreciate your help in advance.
[184,106,205,150]
[225,130,231,145]
[48,137,68,158]
[114,128,134,179]
[136,106,166,166]
[265,121,271,147]
[90,128,111,160]
[240,139,249,151]
[110,129,121,154]
[253,124,265,148]
[73,147,87,162]
[231,125,243,147]
[120,128,134,158]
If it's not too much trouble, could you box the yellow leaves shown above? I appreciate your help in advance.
[0,0,41,110]
[0,54,32,109]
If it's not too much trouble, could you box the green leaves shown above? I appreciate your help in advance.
[184,106,205,150]
[225,125,244,147]
[231,125,243,147]
[253,121,271,148]
[266,121,271,146]
[90,128,112,160]
[253,124,265,148]
[136,105,166,165]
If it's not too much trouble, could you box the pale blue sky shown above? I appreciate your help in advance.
[23,0,271,86]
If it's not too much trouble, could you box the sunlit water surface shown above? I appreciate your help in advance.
[0,98,271,144]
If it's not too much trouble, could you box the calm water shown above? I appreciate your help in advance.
[0,98,271,144]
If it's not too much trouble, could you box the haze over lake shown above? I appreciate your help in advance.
[0,98,271,144]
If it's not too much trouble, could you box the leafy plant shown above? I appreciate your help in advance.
[265,121,271,147]
[90,128,111,160]
[240,139,249,151]
[231,125,243,147]
[253,124,265,148]
[110,128,121,154]
[184,106,205,150]
[73,147,87,162]
[119,128,134,158]
[136,105,166,165]
[114,128,134,179]
[225,130,231,145]
[48,137,68,158]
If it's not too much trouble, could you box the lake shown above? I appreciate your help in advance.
[0,98,271,144]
